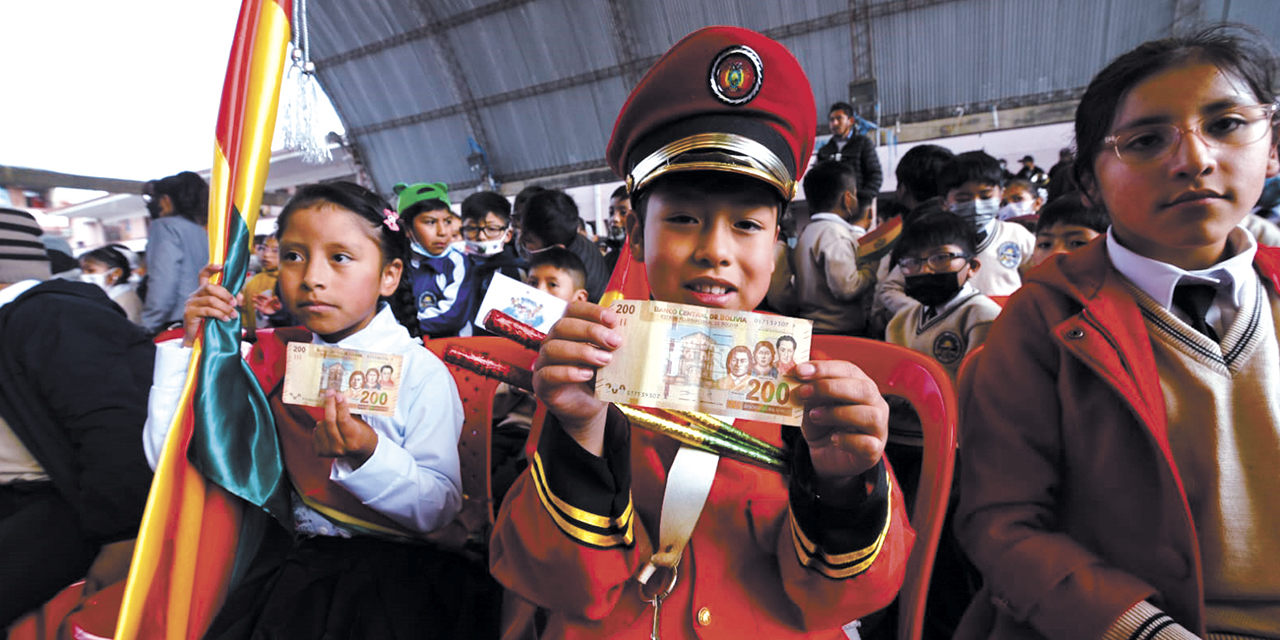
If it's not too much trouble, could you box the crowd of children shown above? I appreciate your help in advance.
[4,19,1280,640]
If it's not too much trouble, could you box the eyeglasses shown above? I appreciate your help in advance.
[1104,102,1279,165]
[460,224,509,240]
[899,252,970,274]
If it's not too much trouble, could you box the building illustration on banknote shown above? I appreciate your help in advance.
[598,301,810,425]
[661,326,794,393]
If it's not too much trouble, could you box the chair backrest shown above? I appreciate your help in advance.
[425,336,538,535]
[153,327,185,344]
[955,345,985,447]
[810,335,958,640]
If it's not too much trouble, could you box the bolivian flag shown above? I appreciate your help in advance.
[856,216,903,264]
[115,2,293,638]
[599,241,651,307]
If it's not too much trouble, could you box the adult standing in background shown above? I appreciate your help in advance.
[1045,148,1076,202]
[139,171,210,335]
[601,185,630,274]
[817,101,883,217]
[1014,154,1048,190]
[517,189,609,302]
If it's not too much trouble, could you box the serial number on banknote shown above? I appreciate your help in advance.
[596,300,813,426]
[282,343,404,417]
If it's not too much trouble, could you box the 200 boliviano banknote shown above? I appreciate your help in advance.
[596,301,812,425]
[282,343,404,417]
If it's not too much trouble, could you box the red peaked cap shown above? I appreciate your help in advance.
[606,26,816,201]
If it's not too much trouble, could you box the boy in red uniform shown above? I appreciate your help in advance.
[490,26,911,639]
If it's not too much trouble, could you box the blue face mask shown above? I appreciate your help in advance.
[951,197,1000,230]
[786,236,798,249]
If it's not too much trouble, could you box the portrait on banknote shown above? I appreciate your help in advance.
[284,342,403,417]
[715,345,753,391]
[597,301,813,425]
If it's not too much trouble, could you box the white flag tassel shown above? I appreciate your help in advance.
[283,0,331,164]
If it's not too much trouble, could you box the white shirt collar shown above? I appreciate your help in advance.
[1106,225,1258,313]
[312,304,416,353]
[979,217,997,239]
[0,280,42,310]
[810,212,850,227]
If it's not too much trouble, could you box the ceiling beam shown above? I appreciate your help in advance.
[605,0,643,89]
[1,165,146,195]
[1171,0,1204,33]
[349,0,964,138]
[314,0,535,68]
[0,165,292,206]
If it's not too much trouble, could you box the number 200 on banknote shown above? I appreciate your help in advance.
[598,301,813,425]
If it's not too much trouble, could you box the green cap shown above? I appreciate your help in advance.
[393,182,451,215]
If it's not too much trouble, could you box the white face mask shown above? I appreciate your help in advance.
[81,271,112,292]
[464,237,506,257]
[998,199,1035,220]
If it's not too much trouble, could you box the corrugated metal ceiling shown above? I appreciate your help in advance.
[303,0,1279,196]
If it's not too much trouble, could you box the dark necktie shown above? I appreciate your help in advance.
[1171,282,1219,341]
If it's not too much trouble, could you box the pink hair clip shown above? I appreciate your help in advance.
[382,208,400,232]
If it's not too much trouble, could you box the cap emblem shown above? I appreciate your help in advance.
[709,46,762,105]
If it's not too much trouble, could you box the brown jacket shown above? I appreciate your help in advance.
[954,238,1280,639]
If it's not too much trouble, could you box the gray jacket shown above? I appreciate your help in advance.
[141,216,208,333]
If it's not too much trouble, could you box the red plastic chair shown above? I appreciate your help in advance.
[425,336,539,540]
[955,345,985,446]
[810,335,959,640]
[7,580,120,640]
[152,327,185,344]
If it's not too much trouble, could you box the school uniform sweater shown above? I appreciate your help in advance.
[885,284,1001,383]
[1104,277,1280,640]
[877,219,1033,316]
[955,235,1280,640]
[793,212,873,335]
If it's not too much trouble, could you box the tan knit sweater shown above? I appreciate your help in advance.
[1121,276,1280,640]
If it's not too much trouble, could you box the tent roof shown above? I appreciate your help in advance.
[307,0,1280,195]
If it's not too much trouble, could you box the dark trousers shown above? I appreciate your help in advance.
[0,482,98,628]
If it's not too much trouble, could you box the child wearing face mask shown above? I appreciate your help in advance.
[879,151,1035,313]
[998,178,1044,221]
[80,245,143,324]
[938,151,1035,298]
[885,206,1001,382]
[395,182,473,339]
[880,147,1039,312]
[452,191,525,337]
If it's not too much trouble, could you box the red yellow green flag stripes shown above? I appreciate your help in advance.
[115,2,292,638]
[599,241,651,307]
[855,216,902,264]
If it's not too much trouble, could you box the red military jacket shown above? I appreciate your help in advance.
[490,403,912,639]
[955,239,1280,639]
